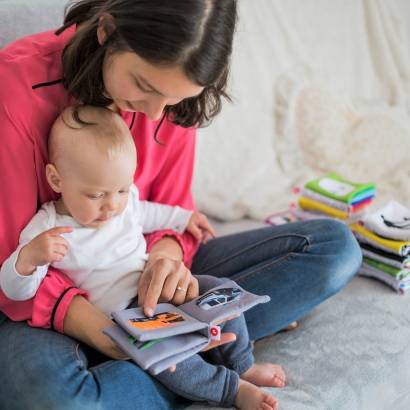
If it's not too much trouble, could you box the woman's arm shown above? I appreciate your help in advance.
[143,125,200,267]
[63,295,128,360]
[0,70,87,332]
[137,125,204,315]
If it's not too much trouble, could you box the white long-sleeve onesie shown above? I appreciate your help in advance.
[0,184,192,316]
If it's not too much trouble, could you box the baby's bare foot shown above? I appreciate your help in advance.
[241,363,286,388]
[235,379,278,410]
[284,321,298,331]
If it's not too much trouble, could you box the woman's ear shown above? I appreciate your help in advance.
[46,164,62,193]
[97,13,116,46]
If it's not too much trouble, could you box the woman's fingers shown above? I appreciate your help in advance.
[136,271,151,307]
[141,264,168,316]
[202,332,237,352]
[160,261,186,303]
[184,275,199,303]
[170,268,191,305]
[140,258,192,316]
[137,257,199,315]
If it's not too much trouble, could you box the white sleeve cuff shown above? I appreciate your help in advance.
[0,246,49,301]
[172,207,193,233]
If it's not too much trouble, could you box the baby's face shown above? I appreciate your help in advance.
[59,147,136,229]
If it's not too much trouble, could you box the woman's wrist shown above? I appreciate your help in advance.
[63,295,129,360]
[148,235,184,262]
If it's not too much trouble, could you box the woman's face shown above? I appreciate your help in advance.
[102,51,204,120]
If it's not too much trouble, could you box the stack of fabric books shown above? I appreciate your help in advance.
[296,173,376,224]
[351,200,410,294]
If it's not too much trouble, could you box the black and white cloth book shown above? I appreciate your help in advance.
[103,279,270,375]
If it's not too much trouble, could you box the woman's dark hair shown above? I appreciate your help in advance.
[57,0,237,131]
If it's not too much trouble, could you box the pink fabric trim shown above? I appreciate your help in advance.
[145,230,200,269]
[27,268,88,331]
[52,287,89,334]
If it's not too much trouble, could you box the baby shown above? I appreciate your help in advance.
[0,106,285,410]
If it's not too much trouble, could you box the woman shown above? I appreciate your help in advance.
[0,1,362,409]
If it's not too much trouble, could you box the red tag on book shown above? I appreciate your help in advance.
[210,325,221,341]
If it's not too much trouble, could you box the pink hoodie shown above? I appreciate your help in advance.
[0,26,200,333]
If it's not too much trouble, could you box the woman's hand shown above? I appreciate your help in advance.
[137,254,199,317]
[168,316,239,373]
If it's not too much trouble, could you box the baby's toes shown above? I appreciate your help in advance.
[273,365,286,382]
[262,393,278,410]
[261,403,276,410]
[272,374,285,387]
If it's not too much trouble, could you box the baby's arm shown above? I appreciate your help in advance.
[139,201,216,243]
[0,206,72,301]
[184,212,216,244]
[15,226,72,276]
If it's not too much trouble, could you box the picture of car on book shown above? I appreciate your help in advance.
[196,287,242,310]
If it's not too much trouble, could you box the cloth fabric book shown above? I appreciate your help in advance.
[103,280,270,375]
[298,196,349,219]
[305,173,375,205]
[362,257,410,281]
[301,188,372,213]
[360,243,410,269]
[363,200,410,241]
[351,222,410,256]
[359,264,410,293]
[265,209,300,225]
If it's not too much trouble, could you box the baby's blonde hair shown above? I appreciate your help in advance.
[49,105,136,169]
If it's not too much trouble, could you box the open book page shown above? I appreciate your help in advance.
[103,324,209,375]
[180,280,270,325]
[111,303,207,342]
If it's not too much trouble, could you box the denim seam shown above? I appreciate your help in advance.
[196,233,310,275]
[227,353,254,376]
[88,358,118,372]
[234,252,296,283]
[233,234,312,283]
[154,367,237,407]
[72,342,87,371]
[219,369,240,408]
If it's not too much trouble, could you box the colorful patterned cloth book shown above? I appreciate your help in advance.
[103,280,269,375]
[298,196,349,219]
[351,222,410,257]
[363,257,410,280]
[305,173,376,205]
[359,263,410,293]
[363,200,410,241]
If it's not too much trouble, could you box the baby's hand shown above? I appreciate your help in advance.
[186,212,216,244]
[16,226,73,276]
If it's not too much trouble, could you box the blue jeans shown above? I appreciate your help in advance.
[155,275,253,407]
[0,220,362,409]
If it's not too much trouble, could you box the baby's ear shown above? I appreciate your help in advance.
[45,163,62,193]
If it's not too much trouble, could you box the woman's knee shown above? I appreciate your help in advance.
[310,219,362,296]
[328,220,362,293]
